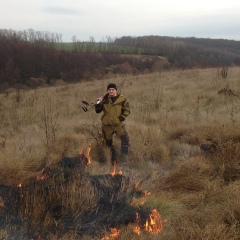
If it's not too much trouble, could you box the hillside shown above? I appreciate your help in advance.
[0,67,240,239]
[114,36,240,67]
[1,29,240,91]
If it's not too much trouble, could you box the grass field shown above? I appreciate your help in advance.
[0,67,240,239]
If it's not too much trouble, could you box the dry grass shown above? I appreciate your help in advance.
[1,67,240,239]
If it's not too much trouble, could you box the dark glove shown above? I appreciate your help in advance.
[95,104,103,113]
[118,116,125,122]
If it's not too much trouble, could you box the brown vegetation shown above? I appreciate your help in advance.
[1,67,240,239]
[1,29,240,92]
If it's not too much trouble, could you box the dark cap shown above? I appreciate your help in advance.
[107,83,117,90]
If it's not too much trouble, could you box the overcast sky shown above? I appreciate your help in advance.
[1,0,240,42]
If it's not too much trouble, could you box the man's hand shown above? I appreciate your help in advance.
[96,97,103,104]
[118,116,125,122]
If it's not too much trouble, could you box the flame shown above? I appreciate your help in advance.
[131,184,151,206]
[111,162,122,176]
[111,162,116,177]
[139,190,151,205]
[79,145,91,165]
[145,209,163,234]
[79,149,83,156]
[134,182,139,189]
[17,183,22,188]
[102,210,166,239]
[133,212,141,235]
[133,225,141,235]
[101,228,120,240]
[136,212,140,222]
[37,168,47,180]
[86,144,91,165]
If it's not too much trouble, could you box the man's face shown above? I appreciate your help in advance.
[108,88,117,97]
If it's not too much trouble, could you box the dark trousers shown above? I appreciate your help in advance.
[102,124,129,164]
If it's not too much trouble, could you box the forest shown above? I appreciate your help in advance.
[1,28,240,90]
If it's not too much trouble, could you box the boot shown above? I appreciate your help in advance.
[120,144,128,162]
[121,144,128,155]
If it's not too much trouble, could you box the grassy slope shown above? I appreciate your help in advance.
[1,67,240,239]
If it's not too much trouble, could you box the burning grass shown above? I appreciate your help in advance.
[0,158,166,239]
[1,67,240,239]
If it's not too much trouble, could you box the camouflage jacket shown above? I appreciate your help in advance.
[95,93,130,126]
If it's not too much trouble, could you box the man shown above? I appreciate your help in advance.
[95,83,130,164]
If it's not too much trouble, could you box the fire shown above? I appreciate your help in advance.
[101,228,120,240]
[134,182,139,189]
[133,225,141,235]
[133,212,141,235]
[145,209,163,234]
[131,183,151,206]
[111,162,123,177]
[136,212,140,222]
[37,168,47,180]
[132,209,166,236]
[86,144,91,165]
[138,190,151,205]
[79,149,83,156]
[111,162,116,177]
[17,183,22,188]
[79,144,91,165]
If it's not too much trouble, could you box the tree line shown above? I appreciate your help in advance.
[0,29,154,89]
[70,35,240,68]
[1,29,240,89]
[113,36,240,68]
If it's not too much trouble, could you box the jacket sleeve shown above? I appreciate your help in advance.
[120,98,130,121]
